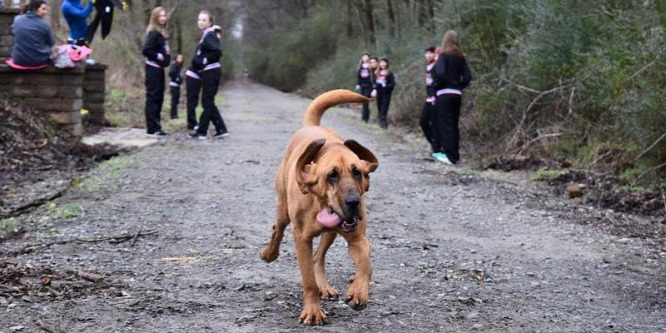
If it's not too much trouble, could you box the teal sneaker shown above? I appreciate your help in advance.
[431,152,443,159]
[435,153,453,165]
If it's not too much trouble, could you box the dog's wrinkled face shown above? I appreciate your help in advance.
[297,139,378,233]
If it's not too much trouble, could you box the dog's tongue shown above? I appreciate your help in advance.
[316,208,341,228]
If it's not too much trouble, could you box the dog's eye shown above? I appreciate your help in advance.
[352,168,362,179]
[328,170,339,183]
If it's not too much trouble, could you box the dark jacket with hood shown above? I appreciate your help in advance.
[432,53,472,91]
[191,27,222,71]
[142,29,171,68]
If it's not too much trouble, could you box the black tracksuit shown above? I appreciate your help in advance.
[432,53,472,163]
[373,69,395,129]
[421,61,437,152]
[168,61,183,119]
[192,28,227,135]
[142,29,171,134]
[185,68,201,130]
[357,63,373,122]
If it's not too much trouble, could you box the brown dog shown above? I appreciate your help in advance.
[260,90,379,325]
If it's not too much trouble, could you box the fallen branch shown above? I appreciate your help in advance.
[11,230,158,255]
[634,131,666,162]
[631,162,666,187]
[130,224,144,247]
[1,186,69,218]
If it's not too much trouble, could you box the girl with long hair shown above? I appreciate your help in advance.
[142,6,170,135]
[431,30,472,164]
[188,11,227,139]
[372,58,395,129]
[355,53,373,122]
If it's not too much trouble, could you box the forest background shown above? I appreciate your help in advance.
[12,0,666,193]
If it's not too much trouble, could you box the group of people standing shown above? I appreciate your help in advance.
[421,30,471,165]
[356,30,471,165]
[355,55,395,129]
[141,8,228,139]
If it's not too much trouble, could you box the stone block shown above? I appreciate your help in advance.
[83,92,104,104]
[59,74,84,85]
[57,85,83,98]
[83,83,105,93]
[49,111,81,125]
[23,98,82,112]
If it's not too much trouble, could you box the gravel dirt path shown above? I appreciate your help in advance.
[1,80,664,332]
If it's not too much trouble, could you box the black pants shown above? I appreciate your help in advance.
[376,91,392,128]
[170,85,180,119]
[186,76,201,130]
[360,85,373,122]
[434,94,462,163]
[197,68,227,134]
[144,65,165,134]
[420,101,437,152]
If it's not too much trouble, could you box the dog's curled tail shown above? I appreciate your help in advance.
[303,89,370,127]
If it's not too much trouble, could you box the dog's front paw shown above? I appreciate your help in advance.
[259,247,278,263]
[319,283,339,300]
[299,303,326,325]
[345,281,369,311]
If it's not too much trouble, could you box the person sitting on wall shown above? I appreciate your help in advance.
[8,0,55,69]
[61,0,94,46]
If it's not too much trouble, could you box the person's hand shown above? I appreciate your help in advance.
[157,53,164,61]
[370,89,377,98]
[203,57,208,65]
[354,84,360,91]
[382,83,386,88]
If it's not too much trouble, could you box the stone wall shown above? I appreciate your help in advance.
[0,8,18,59]
[0,65,85,136]
[0,8,108,136]
[83,64,107,125]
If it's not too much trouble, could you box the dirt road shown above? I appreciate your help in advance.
[1,80,664,332]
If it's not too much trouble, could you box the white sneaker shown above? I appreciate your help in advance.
[436,153,453,165]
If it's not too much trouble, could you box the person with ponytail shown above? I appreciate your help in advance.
[420,46,438,154]
[355,53,373,122]
[432,30,472,164]
[188,11,228,139]
[10,0,54,68]
[372,58,395,129]
[142,6,171,136]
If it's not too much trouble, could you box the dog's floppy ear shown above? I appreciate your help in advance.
[296,138,326,194]
[344,140,378,173]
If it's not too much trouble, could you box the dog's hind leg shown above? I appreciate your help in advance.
[314,231,339,299]
[260,199,290,263]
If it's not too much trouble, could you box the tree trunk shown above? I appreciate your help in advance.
[386,0,396,38]
[360,0,376,50]
[346,0,353,37]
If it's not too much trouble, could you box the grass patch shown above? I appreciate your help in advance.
[532,169,564,181]
[44,202,82,220]
[0,218,19,238]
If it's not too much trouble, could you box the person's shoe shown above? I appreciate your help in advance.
[148,130,168,136]
[435,153,453,165]
[171,116,179,120]
[188,132,207,140]
[213,131,229,139]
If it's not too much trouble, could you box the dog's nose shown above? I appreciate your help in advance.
[344,194,360,208]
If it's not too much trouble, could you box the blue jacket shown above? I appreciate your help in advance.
[61,0,93,40]
[11,13,55,67]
